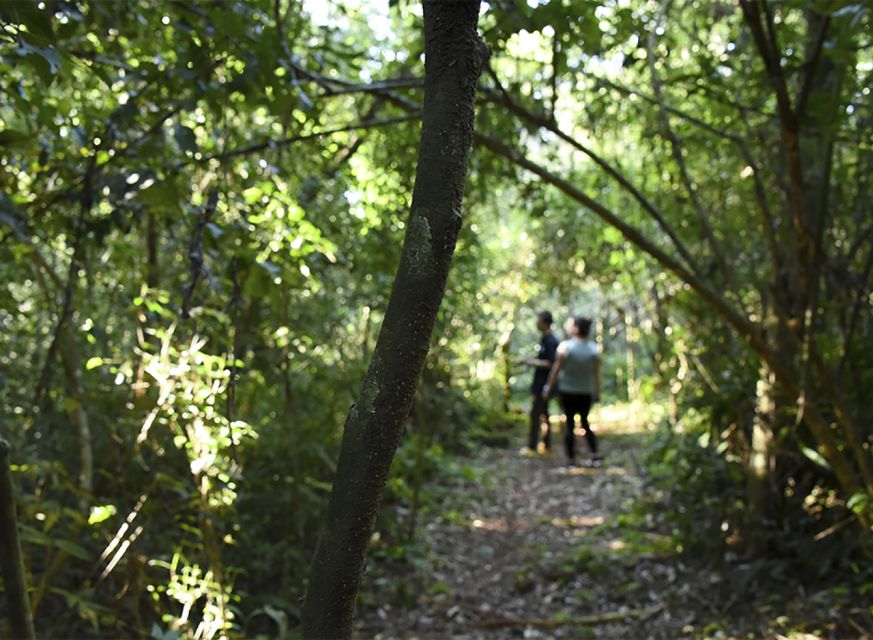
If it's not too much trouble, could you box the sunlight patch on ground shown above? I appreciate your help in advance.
[470,517,510,533]
[604,465,629,476]
[553,465,597,477]
[550,515,604,528]
[592,400,667,434]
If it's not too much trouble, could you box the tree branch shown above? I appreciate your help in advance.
[181,190,219,318]
[475,132,864,508]
[797,12,831,119]
[474,132,763,354]
[482,68,703,277]
[648,0,732,287]
[196,115,419,164]
[585,75,785,282]
[740,0,811,312]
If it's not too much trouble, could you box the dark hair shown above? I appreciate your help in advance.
[573,316,593,337]
[537,310,553,326]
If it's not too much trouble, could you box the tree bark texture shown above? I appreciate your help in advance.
[0,440,36,640]
[300,4,488,638]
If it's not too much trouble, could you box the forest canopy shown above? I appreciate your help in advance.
[1,0,872,638]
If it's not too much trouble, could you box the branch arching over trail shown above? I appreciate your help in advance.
[475,132,865,508]
[300,3,489,638]
[481,69,702,278]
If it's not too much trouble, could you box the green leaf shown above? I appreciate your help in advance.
[85,356,104,370]
[848,492,871,515]
[19,524,53,546]
[801,446,831,470]
[173,124,198,154]
[88,504,117,525]
[206,222,224,238]
[296,87,314,111]
[16,41,62,84]
[3,3,55,39]
[53,538,91,561]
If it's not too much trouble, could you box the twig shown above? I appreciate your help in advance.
[847,616,872,638]
[0,440,36,640]
[470,603,666,629]
[31,154,96,411]
[813,515,854,542]
[198,114,419,164]
[181,190,219,318]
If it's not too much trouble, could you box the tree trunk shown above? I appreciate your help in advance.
[146,210,159,288]
[499,324,514,413]
[746,364,775,554]
[58,324,93,497]
[624,307,636,401]
[0,440,36,640]
[300,4,488,638]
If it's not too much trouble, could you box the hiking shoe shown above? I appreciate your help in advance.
[519,447,537,457]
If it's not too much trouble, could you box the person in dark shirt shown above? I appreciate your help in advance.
[519,310,559,454]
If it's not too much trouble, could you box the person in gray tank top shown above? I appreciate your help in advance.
[542,316,602,467]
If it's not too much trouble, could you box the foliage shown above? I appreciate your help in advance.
[0,0,871,636]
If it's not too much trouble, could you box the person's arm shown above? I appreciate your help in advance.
[524,357,553,368]
[522,337,557,368]
[542,346,567,399]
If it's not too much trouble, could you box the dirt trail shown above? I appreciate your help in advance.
[355,414,687,639]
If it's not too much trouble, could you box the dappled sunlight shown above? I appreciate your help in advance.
[550,515,605,528]
[607,539,626,552]
[592,401,666,435]
[554,464,598,478]
[2,0,871,637]
[465,512,607,536]
[470,517,511,533]
[604,465,629,476]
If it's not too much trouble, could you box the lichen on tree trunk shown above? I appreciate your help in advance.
[300,3,489,638]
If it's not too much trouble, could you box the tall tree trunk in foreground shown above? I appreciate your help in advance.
[301,4,488,638]
[0,440,36,640]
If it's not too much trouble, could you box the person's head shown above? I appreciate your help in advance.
[536,310,553,333]
[568,316,593,338]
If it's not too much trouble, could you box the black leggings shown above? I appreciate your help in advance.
[528,394,552,450]
[560,393,597,460]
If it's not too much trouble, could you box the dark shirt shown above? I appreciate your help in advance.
[531,333,558,395]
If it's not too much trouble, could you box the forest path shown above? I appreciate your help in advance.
[355,407,694,639]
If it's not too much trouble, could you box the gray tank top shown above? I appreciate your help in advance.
[558,339,598,394]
